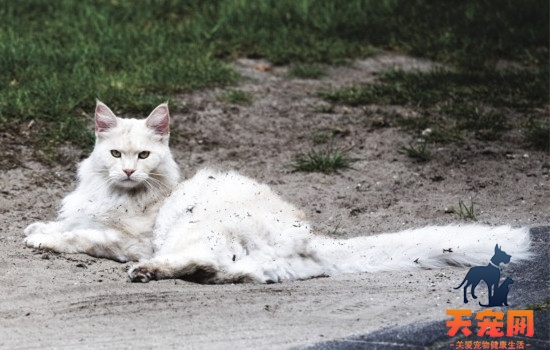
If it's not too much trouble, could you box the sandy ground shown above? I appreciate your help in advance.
[0,55,549,349]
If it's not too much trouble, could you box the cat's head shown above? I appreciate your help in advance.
[91,100,177,190]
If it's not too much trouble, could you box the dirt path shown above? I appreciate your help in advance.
[1,55,548,349]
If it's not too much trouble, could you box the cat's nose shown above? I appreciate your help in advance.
[123,169,135,178]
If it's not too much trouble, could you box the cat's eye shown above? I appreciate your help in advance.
[138,151,150,159]
[110,150,121,158]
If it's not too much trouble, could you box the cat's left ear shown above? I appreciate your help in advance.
[145,103,170,136]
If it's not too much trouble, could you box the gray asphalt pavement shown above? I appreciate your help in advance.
[301,226,550,350]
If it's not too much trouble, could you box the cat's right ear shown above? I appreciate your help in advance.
[145,102,170,136]
[95,100,118,134]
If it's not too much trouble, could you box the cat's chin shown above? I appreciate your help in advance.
[115,179,145,190]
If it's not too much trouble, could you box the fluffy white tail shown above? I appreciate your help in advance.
[312,224,532,276]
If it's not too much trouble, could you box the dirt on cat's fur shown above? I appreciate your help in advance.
[0,54,548,349]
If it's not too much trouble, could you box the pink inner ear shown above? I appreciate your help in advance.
[146,105,170,136]
[95,103,118,133]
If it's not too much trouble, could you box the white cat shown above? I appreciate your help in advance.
[24,101,532,283]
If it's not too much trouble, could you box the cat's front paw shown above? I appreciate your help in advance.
[24,232,56,250]
[24,221,61,237]
[128,265,156,283]
[24,222,48,237]
[23,222,61,251]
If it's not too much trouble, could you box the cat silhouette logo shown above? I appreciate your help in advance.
[454,244,514,307]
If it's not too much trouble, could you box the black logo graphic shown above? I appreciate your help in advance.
[454,244,513,307]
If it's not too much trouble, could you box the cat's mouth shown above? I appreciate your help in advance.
[109,173,146,190]
[118,177,142,188]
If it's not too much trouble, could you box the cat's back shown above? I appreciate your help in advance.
[154,168,307,242]
[167,168,295,209]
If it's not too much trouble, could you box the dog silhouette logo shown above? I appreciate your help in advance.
[454,244,514,307]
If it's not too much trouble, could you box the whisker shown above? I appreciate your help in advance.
[146,176,172,191]
[146,182,171,198]
[142,180,171,202]
[147,179,174,195]
[87,177,115,195]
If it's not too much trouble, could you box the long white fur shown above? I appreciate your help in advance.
[23,102,532,284]
[138,168,531,283]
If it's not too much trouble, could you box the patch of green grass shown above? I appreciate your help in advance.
[525,118,550,151]
[288,64,326,79]
[222,89,253,105]
[204,0,548,67]
[447,103,510,141]
[454,199,477,221]
[0,0,237,149]
[291,147,358,174]
[319,69,549,110]
[0,0,547,150]
[319,68,548,145]
[399,141,431,162]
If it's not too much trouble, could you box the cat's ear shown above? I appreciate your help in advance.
[95,100,118,133]
[145,102,170,136]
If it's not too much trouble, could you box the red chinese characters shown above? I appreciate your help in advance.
[446,309,534,338]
